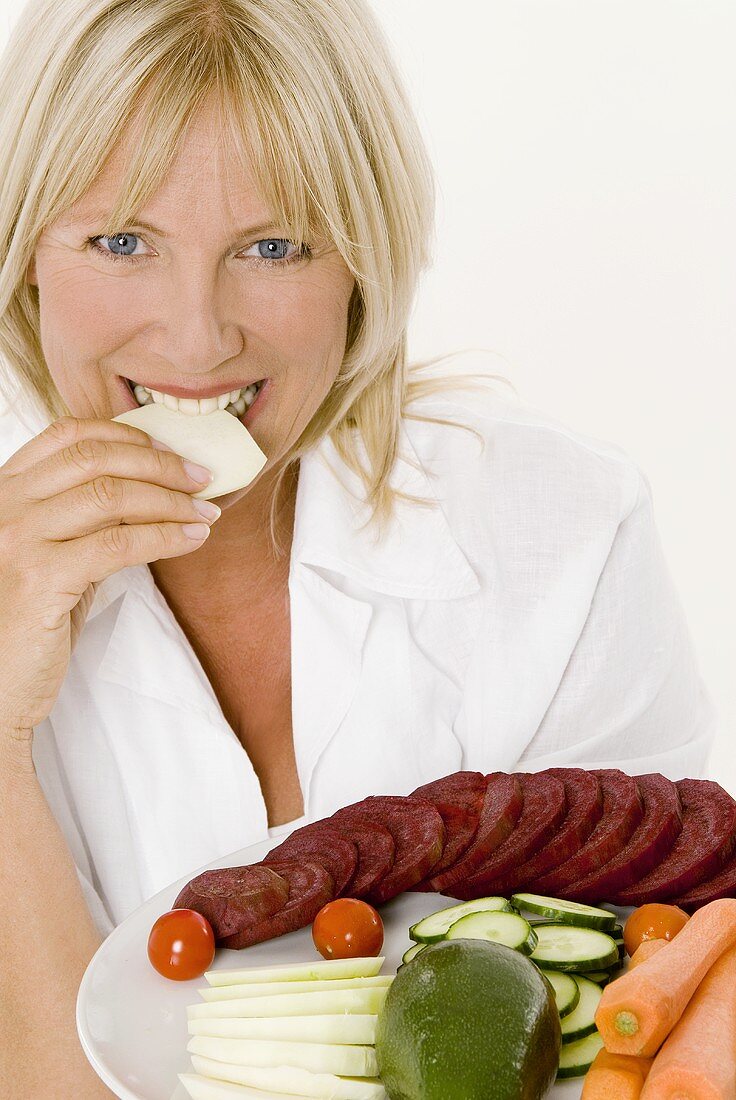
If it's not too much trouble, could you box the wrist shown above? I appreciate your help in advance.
[0,725,38,785]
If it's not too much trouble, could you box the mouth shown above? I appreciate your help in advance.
[119,376,269,427]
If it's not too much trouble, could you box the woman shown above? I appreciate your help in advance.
[0,0,716,1094]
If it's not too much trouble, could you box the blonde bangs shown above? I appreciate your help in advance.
[0,0,511,558]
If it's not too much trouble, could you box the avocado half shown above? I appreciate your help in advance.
[375,938,561,1100]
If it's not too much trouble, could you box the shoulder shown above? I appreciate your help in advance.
[402,348,645,533]
[402,352,642,523]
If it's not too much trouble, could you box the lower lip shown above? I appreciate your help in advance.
[119,377,270,426]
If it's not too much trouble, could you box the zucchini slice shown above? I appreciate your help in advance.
[409,897,512,943]
[610,925,626,957]
[560,976,603,1043]
[541,970,580,1018]
[557,1030,605,1078]
[400,942,428,966]
[445,911,538,956]
[530,924,619,972]
[511,893,616,931]
[580,970,610,985]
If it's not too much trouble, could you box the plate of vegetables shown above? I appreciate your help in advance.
[78,830,673,1100]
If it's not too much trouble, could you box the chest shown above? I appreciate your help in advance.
[173,586,304,828]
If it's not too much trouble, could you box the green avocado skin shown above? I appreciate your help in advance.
[375,939,561,1100]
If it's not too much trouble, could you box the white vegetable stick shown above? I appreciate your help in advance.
[188,1055,387,1099]
[188,1013,378,1044]
[187,1036,379,1077]
[178,1074,314,1099]
[205,958,385,987]
[198,976,392,1002]
[111,403,266,500]
[187,987,387,1020]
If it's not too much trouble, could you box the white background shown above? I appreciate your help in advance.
[2,1,734,789]
[369,0,735,792]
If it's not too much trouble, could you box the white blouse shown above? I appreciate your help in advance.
[0,350,716,939]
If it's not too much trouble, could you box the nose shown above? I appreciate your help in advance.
[150,261,244,375]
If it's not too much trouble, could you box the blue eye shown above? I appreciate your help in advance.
[90,232,142,260]
[87,233,309,267]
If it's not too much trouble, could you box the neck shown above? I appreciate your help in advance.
[150,460,299,605]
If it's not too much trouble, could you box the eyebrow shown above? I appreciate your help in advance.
[82,212,282,240]
[141,219,282,240]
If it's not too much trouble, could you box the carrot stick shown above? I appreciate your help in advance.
[581,1047,654,1099]
[628,939,668,970]
[594,898,736,1056]
[638,942,736,1099]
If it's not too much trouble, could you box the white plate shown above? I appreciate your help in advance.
[78,837,626,1100]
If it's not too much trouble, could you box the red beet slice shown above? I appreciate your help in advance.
[172,863,290,940]
[611,779,736,906]
[328,819,396,899]
[528,769,644,894]
[409,771,487,881]
[420,773,524,894]
[412,771,487,803]
[448,772,568,899]
[219,860,335,949]
[331,795,445,905]
[673,847,736,912]
[564,773,683,903]
[264,825,358,897]
[511,768,604,887]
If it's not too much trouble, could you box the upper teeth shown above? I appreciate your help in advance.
[132,381,262,417]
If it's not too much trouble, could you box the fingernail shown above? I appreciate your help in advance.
[183,459,213,484]
[192,499,221,521]
[151,437,174,452]
[181,522,211,540]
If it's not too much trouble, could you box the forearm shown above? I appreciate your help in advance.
[0,743,116,1098]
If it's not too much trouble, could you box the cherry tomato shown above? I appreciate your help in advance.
[147,908,216,980]
[623,903,690,958]
[312,898,384,960]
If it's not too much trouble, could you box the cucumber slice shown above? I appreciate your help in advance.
[557,1030,605,1078]
[610,926,626,956]
[409,897,513,943]
[560,976,602,1043]
[541,971,580,1018]
[401,942,428,966]
[445,911,538,956]
[530,924,619,972]
[581,952,625,984]
[511,893,616,931]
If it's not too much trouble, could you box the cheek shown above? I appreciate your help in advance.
[38,261,141,361]
[35,257,146,414]
[246,264,354,359]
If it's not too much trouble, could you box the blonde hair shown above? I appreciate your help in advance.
[0,0,513,557]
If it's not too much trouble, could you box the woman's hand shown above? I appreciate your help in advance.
[0,415,219,758]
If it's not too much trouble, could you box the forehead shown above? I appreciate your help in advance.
[68,104,270,228]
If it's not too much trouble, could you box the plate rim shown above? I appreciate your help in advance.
[76,836,275,1099]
